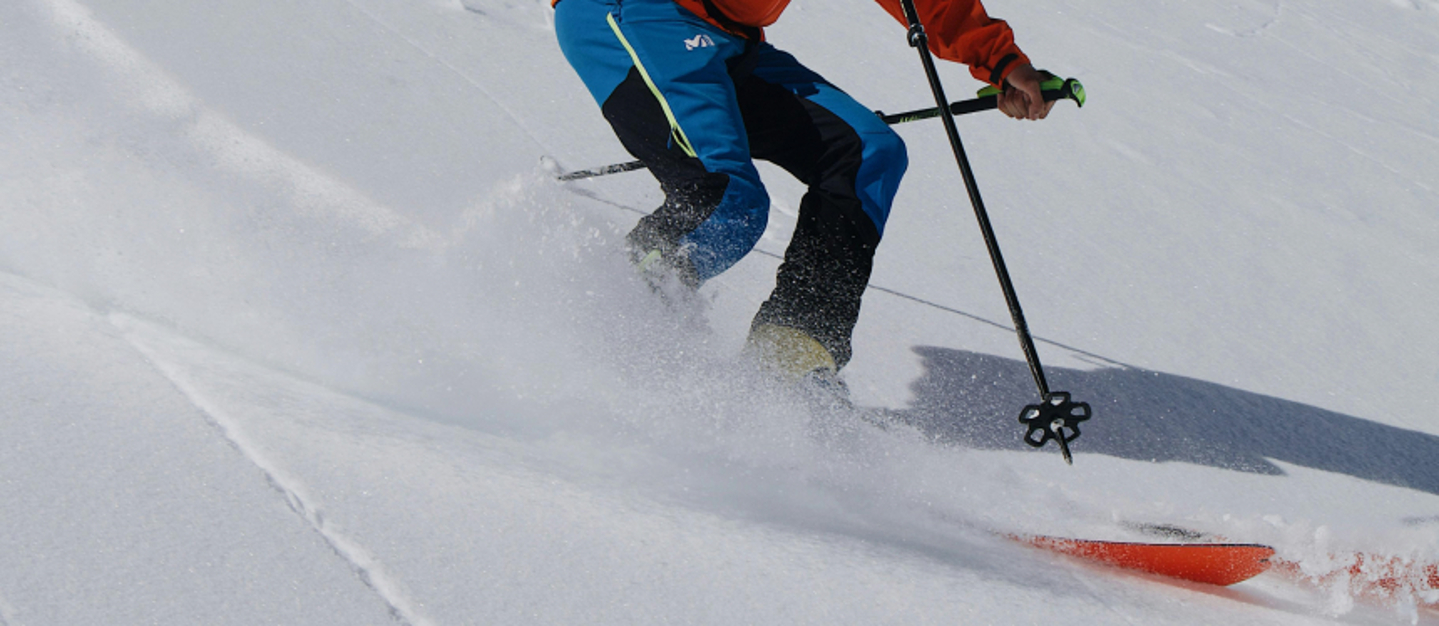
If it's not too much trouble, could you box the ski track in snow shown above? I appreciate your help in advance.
[31,0,446,250]
[333,0,554,156]
[114,314,433,626]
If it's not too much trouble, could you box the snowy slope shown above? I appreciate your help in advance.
[2,0,1439,623]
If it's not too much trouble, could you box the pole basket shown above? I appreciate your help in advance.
[1019,392,1091,464]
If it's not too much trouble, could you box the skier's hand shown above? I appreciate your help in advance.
[998,63,1055,121]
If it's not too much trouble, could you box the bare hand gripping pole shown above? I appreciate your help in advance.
[896,0,1090,464]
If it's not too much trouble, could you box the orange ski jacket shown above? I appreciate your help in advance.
[676,0,1029,86]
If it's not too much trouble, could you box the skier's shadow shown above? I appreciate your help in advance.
[890,347,1439,496]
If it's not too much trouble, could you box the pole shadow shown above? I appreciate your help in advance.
[885,346,1439,496]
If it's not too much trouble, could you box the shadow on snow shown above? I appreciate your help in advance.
[889,347,1439,496]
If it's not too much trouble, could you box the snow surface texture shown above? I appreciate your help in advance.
[2,0,1438,622]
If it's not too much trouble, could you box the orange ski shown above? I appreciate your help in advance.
[1020,535,1276,586]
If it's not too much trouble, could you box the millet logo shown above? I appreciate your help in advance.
[684,34,715,50]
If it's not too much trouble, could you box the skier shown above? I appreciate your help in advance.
[553,0,1054,391]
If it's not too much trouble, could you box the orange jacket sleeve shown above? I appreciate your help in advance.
[873,0,1030,86]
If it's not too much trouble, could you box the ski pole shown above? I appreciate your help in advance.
[896,0,1090,464]
[875,77,1083,124]
[555,82,1084,182]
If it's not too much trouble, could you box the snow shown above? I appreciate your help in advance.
[1,0,1438,622]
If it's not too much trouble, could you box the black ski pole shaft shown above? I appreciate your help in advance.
[555,160,648,182]
[557,87,1082,182]
[898,0,1094,465]
[876,85,1077,125]
[897,0,1050,400]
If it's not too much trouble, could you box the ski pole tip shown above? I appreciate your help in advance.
[1056,427,1075,465]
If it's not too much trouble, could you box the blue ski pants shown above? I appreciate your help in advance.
[555,0,908,366]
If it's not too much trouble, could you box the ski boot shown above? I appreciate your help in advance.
[744,324,853,411]
[626,230,701,302]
